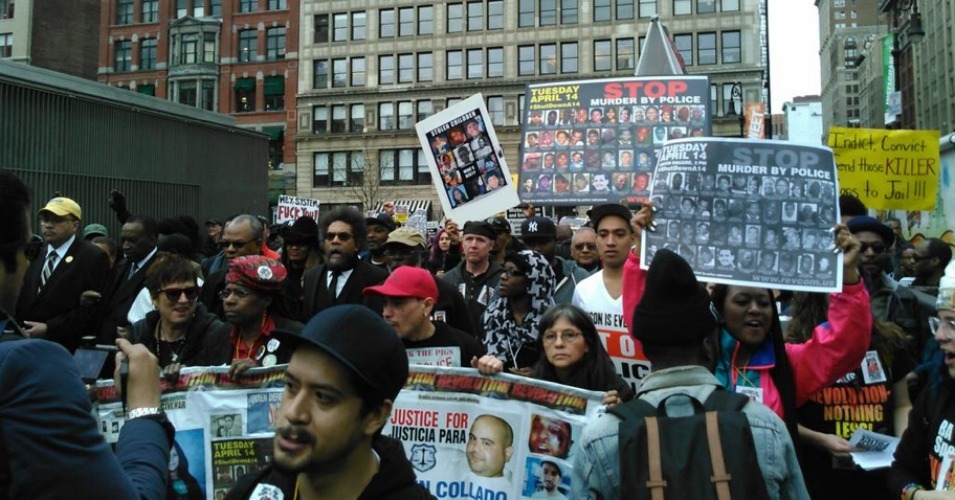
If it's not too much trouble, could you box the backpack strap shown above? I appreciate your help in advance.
[645,415,667,500]
[702,387,750,412]
[705,411,732,500]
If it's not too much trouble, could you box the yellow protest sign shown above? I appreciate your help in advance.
[829,127,940,210]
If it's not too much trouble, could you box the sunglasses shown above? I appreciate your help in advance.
[859,242,887,255]
[323,231,353,242]
[220,239,254,250]
[159,286,201,302]
[929,317,955,338]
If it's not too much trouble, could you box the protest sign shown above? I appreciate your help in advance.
[387,366,604,499]
[518,76,710,206]
[417,94,520,223]
[642,138,843,293]
[95,365,603,500]
[829,127,941,211]
[275,195,319,224]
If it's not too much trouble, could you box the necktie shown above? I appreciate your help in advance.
[328,271,340,302]
[39,252,58,292]
[127,262,139,281]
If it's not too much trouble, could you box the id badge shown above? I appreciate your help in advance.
[735,385,764,403]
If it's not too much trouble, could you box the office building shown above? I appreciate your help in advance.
[0,0,101,79]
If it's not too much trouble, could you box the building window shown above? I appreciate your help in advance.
[617,0,634,19]
[313,60,328,88]
[722,31,741,63]
[673,0,690,15]
[487,96,505,125]
[562,42,578,73]
[379,55,394,85]
[141,0,158,23]
[210,0,221,16]
[114,40,132,72]
[116,0,133,24]
[266,28,285,60]
[202,32,216,62]
[488,47,503,78]
[710,83,718,116]
[264,76,284,110]
[1,0,13,20]
[178,81,197,107]
[593,0,611,22]
[467,48,483,79]
[448,3,463,33]
[418,52,433,81]
[350,104,365,132]
[467,2,483,31]
[313,152,363,187]
[418,5,433,35]
[722,83,739,115]
[138,84,156,96]
[540,0,557,25]
[315,14,329,43]
[380,149,427,185]
[722,0,739,11]
[313,106,328,133]
[331,105,346,132]
[488,1,504,29]
[0,33,12,58]
[332,58,347,87]
[238,30,257,62]
[352,12,366,40]
[518,94,525,124]
[267,0,286,10]
[380,8,395,37]
[697,0,716,14]
[673,34,692,66]
[540,43,557,75]
[594,40,611,72]
[697,32,716,65]
[398,53,414,83]
[398,101,414,129]
[333,13,348,41]
[518,45,535,76]
[639,0,656,17]
[351,57,365,86]
[239,0,256,13]
[399,7,414,36]
[235,78,255,112]
[518,0,534,27]
[313,153,329,186]
[140,39,157,70]
[176,0,187,18]
[379,102,395,130]
[447,50,463,80]
[417,100,433,121]
[616,38,634,70]
[561,0,578,24]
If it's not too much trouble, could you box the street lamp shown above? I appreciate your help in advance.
[906,3,925,44]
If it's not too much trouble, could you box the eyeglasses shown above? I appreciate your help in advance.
[573,243,597,251]
[323,231,353,242]
[542,330,582,345]
[384,247,421,259]
[219,288,253,300]
[159,286,201,302]
[929,317,955,338]
[859,242,887,255]
[501,268,526,278]
[220,240,253,250]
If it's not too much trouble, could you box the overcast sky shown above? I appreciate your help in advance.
[768,0,822,112]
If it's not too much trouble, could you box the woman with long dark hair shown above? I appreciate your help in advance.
[428,224,462,276]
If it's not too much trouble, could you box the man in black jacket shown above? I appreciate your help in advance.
[226,305,434,500]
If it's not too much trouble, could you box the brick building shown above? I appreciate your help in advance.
[0,0,101,79]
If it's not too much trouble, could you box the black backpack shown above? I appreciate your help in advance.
[608,389,771,500]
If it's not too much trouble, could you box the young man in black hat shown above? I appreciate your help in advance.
[363,213,397,270]
[226,305,433,499]
[443,221,504,338]
[571,248,807,499]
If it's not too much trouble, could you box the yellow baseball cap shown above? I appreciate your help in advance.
[38,197,82,220]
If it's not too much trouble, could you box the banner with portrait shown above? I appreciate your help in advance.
[518,76,711,206]
[388,366,605,499]
[642,138,843,292]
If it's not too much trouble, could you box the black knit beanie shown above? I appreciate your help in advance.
[632,249,719,345]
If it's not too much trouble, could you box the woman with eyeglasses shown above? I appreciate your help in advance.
[473,250,555,375]
[129,253,223,377]
[889,285,955,500]
[201,255,302,378]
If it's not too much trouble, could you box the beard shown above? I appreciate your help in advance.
[326,250,358,272]
[273,423,366,476]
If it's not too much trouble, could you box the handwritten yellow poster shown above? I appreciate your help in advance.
[829,127,940,210]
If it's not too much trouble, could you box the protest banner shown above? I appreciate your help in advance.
[387,366,604,499]
[829,127,941,211]
[275,195,319,224]
[95,365,603,500]
[517,76,710,206]
[642,138,843,293]
[416,94,520,223]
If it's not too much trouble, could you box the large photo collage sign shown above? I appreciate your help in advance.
[518,76,710,206]
[642,138,844,292]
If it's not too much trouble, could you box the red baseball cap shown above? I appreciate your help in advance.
[363,266,438,300]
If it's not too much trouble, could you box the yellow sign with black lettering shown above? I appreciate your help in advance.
[828,127,940,210]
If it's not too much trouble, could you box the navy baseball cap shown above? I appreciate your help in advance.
[273,305,409,401]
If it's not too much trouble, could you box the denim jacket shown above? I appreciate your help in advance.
[571,365,809,500]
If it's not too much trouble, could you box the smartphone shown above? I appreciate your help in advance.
[73,348,112,384]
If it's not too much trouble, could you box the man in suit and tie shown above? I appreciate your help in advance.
[302,207,388,320]
[94,214,159,344]
[15,196,111,352]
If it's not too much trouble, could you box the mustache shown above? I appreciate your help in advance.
[277,425,315,445]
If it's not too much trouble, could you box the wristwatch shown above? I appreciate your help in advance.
[127,407,176,446]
